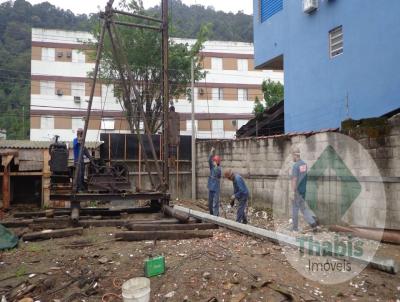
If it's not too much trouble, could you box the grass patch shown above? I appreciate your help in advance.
[25,243,43,253]
[15,265,27,278]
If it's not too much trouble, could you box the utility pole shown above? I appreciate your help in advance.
[191,58,196,201]
[162,0,169,192]
[22,106,25,138]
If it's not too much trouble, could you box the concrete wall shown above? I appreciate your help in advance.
[253,0,400,132]
[195,115,400,229]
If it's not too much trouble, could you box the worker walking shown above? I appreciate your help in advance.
[291,147,318,232]
[224,170,249,224]
[207,147,222,216]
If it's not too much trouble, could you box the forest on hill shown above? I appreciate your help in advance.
[0,0,252,139]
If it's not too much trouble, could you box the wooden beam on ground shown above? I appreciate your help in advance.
[1,220,33,228]
[115,230,213,241]
[14,210,70,218]
[13,207,156,218]
[126,223,218,231]
[22,227,84,241]
[78,219,128,228]
[2,218,179,229]
[125,218,180,224]
[175,206,399,275]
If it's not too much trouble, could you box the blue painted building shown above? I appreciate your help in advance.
[253,0,400,132]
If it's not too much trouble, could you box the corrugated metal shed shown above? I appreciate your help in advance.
[0,140,102,149]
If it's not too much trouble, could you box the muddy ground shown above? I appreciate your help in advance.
[1,200,399,301]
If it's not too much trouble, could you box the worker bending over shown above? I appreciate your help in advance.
[224,170,249,224]
[207,147,222,216]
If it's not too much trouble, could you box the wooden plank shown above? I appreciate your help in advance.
[1,220,33,228]
[22,227,84,241]
[126,223,218,231]
[115,230,213,241]
[78,219,127,228]
[42,149,51,208]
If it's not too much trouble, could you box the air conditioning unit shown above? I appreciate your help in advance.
[56,89,63,96]
[66,51,72,58]
[303,0,318,13]
[57,51,63,58]
[74,96,81,103]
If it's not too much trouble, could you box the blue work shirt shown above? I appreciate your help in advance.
[73,137,91,164]
[73,137,80,163]
[233,173,249,200]
[292,159,308,197]
[207,155,221,192]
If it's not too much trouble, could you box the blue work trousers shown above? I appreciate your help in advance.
[208,190,220,216]
[292,193,316,231]
[236,197,248,223]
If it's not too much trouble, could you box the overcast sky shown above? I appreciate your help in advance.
[1,0,253,15]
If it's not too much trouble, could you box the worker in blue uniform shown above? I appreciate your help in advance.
[224,169,249,224]
[207,146,222,216]
[291,147,318,232]
[73,128,92,192]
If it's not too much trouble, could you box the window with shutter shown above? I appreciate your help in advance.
[329,26,343,58]
[260,0,283,23]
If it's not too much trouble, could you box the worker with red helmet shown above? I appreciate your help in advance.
[207,146,222,216]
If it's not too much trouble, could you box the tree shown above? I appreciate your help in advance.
[252,96,264,120]
[95,0,207,133]
[262,79,284,108]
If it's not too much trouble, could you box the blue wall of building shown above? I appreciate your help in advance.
[253,0,400,132]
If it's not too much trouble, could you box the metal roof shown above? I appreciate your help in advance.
[0,140,102,149]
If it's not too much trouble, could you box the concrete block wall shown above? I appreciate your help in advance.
[195,114,400,230]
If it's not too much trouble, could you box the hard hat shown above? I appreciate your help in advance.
[213,155,221,165]
[77,128,84,133]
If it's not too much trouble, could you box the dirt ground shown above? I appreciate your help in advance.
[1,200,400,301]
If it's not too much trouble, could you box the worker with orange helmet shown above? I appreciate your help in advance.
[224,169,249,224]
[207,146,222,216]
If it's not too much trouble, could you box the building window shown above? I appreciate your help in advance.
[211,57,223,70]
[101,118,115,130]
[71,82,85,99]
[72,117,84,129]
[40,81,55,95]
[260,0,283,23]
[212,88,224,101]
[329,26,343,58]
[41,116,54,129]
[237,59,248,71]
[41,47,55,61]
[72,49,86,63]
[238,89,248,101]
[186,120,198,131]
[212,120,224,133]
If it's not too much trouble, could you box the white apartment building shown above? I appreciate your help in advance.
[30,28,283,141]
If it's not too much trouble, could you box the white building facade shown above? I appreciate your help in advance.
[30,28,283,141]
